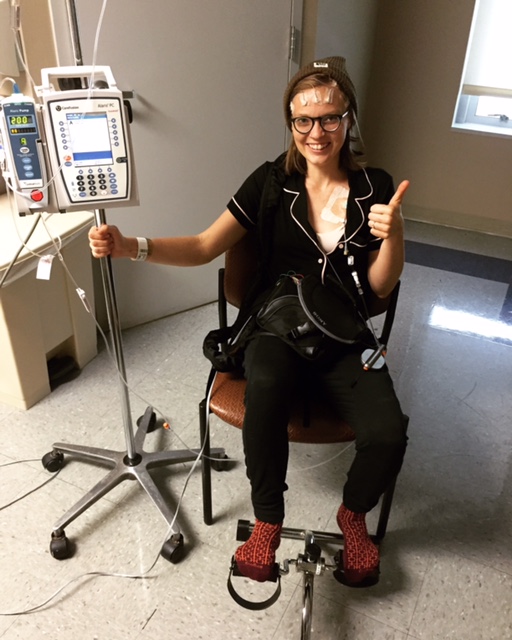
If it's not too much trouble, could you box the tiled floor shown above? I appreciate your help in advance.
[1,220,511,639]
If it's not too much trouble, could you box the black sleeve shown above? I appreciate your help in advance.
[227,161,273,230]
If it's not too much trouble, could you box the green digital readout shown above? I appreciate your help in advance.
[9,115,34,125]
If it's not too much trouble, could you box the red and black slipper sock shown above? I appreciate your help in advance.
[234,519,282,583]
[337,504,380,585]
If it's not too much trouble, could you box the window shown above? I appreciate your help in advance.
[453,0,512,137]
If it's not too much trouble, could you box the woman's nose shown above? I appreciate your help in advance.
[309,119,325,136]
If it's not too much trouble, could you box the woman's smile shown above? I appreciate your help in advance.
[290,86,350,169]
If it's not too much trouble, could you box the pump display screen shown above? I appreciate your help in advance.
[9,114,37,135]
[67,112,113,166]
[9,115,34,125]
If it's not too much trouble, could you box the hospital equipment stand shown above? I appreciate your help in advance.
[42,207,224,561]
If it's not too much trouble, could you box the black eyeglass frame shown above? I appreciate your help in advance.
[291,110,350,134]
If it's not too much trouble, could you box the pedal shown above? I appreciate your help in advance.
[227,556,282,610]
[332,550,380,588]
[230,557,280,583]
[235,519,252,542]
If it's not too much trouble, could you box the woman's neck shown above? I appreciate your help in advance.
[305,163,347,192]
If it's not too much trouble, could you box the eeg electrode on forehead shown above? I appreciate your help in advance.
[296,86,335,108]
[283,56,358,129]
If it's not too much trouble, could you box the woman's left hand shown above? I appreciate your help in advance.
[368,180,410,239]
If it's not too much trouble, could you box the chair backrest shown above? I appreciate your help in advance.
[223,232,259,309]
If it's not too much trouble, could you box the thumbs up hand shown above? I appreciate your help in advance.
[368,180,410,239]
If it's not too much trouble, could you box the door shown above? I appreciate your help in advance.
[51,0,303,327]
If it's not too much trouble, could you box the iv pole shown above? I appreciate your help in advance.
[42,0,224,561]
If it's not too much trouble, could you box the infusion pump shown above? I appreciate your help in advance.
[0,66,138,214]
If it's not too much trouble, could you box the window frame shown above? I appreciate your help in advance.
[453,94,512,137]
[452,0,512,138]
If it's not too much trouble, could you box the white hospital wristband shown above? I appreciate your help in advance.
[131,237,149,261]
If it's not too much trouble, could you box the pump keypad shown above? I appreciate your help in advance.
[73,169,119,199]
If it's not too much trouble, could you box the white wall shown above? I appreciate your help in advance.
[49,0,296,328]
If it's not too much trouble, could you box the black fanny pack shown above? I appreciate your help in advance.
[255,273,369,361]
[203,273,370,370]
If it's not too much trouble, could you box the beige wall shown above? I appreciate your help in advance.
[301,0,318,64]
[362,0,512,237]
[314,0,379,124]
[19,0,58,86]
[0,0,57,96]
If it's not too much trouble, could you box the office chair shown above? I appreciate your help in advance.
[198,233,405,636]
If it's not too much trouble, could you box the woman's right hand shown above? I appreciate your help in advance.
[88,224,135,259]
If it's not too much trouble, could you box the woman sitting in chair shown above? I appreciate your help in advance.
[89,56,409,588]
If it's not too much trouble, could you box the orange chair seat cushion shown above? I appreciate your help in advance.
[209,371,356,444]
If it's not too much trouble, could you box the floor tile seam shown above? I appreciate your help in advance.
[316,586,412,636]
[43,470,129,507]
[0,453,41,467]
[403,545,442,638]
[131,372,207,404]
[0,573,87,622]
[270,581,305,640]
[0,615,19,638]
[428,540,512,580]
[455,394,512,429]
[4,467,62,507]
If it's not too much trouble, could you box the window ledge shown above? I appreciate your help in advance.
[452,122,512,138]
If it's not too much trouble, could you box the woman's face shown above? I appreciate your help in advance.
[290,84,350,171]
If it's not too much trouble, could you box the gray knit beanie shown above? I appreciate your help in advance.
[283,56,358,128]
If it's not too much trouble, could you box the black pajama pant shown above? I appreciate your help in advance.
[242,333,408,524]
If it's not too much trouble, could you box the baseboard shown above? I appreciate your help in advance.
[404,204,512,239]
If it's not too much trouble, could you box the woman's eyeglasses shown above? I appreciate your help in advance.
[291,110,349,134]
